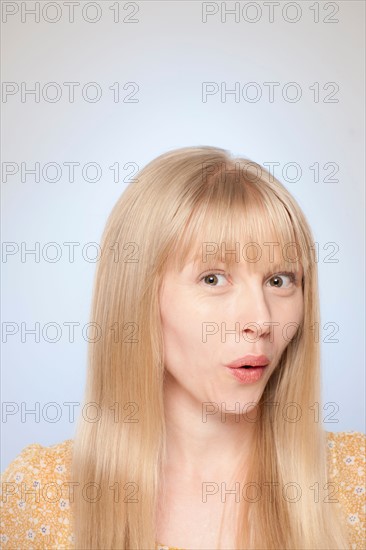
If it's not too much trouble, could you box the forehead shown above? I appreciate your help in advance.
[161,174,306,276]
[186,240,302,272]
[164,227,304,278]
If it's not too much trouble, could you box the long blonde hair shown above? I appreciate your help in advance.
[71,146,350,549]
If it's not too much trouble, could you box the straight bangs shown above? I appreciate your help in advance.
[164,169,306,282]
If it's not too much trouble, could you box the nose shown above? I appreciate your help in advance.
[237,283,272,341]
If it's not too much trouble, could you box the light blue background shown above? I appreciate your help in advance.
[1,1,365,470]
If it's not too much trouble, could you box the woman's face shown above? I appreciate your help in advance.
[159,242,304,415]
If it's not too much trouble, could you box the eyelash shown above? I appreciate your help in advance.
[199,270,298,288]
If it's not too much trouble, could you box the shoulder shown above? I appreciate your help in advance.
[325,430,366,549]
[1,439,75,549]
[326,429,365,447]
[326,430,365,472]
[2,439,74,476]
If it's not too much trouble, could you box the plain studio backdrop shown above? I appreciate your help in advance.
[1,0,365,469]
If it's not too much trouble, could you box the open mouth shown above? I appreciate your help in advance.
[227,363,268,384]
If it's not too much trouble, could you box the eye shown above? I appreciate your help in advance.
[267,272,297,289]
[200,272,228,287]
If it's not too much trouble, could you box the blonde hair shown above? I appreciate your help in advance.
[71,146,350,549]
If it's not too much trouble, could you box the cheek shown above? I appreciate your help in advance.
[161,309,194,349]
[277,292,304,342]
[160,290,194,356]
[160,287,191,334]
[294,290,305,323]
[159,289,210,372]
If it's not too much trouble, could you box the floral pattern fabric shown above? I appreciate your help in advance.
[1,431,365,549]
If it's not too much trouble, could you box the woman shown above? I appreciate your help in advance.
[1,146,365,549]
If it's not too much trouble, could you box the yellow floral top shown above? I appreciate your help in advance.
[1,431,365,549]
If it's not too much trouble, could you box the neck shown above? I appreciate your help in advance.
[162,374,258,480]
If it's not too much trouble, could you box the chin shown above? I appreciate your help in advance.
[200,389,263,423]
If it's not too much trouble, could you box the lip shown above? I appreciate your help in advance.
[226,354,270,368]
